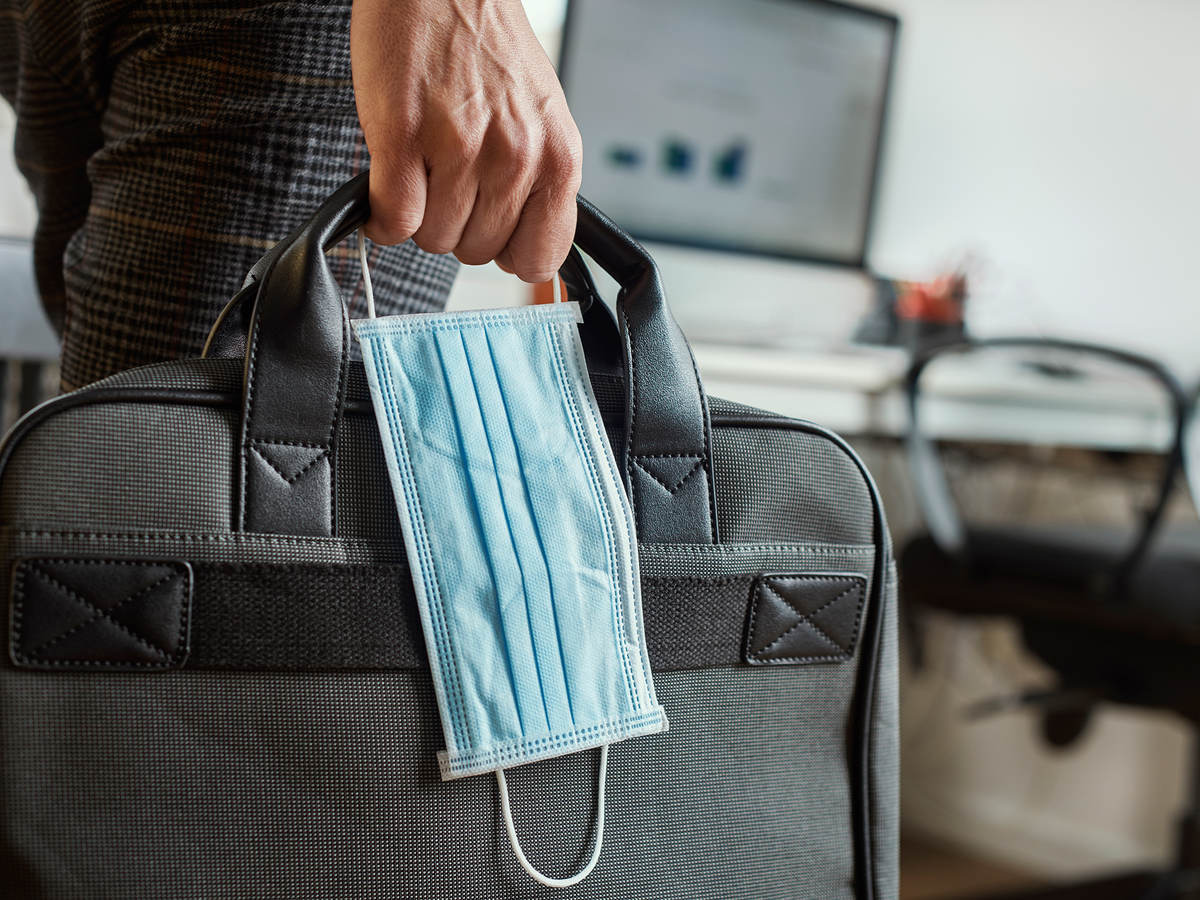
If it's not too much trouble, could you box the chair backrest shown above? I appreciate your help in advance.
[905,338,1189,584]
[1186,384,1200,512]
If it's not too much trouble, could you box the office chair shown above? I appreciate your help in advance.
[899,338,1199,900]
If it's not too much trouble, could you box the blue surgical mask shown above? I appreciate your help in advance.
[352,250,666,887]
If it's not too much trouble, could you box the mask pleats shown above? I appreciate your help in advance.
[429,327,550,741]
[353,303,666,784]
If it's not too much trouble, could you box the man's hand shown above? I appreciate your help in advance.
[351,0,582,283]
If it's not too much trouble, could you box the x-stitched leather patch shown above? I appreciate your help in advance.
[745,573,867,666]
[10,558,192,671]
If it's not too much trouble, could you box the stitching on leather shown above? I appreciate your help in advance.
[686,343,718,542]
[751,578,862,660]
[327,308,349,535]
[620,301,639,529]
[756,580,868,665]
[249,441,329,485]
[755,580,855,656]
[248,438,328,449]
[241,291,263,531]
[27,569,181,657]
[632,455,703,495]
[9,562,27,665]
[752,598,841,658]
[9,558,193,669]
[21,564,177,660]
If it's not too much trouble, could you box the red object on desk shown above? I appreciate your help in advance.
[896,272,967,324]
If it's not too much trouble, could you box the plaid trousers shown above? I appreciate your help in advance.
[1,0,458,391]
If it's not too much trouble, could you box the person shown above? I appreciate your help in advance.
[0,0,582,391]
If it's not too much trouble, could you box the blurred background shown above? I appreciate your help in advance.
[2,1,1198,897]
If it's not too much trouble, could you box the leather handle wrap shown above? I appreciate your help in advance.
[236,174,367,535]
[236,172,717,544]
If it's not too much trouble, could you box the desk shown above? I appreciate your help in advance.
[693,342,1176,453]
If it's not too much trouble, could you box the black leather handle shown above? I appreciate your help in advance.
[235,174,367,535]
[568,197,718,544]
[233,171,717,543]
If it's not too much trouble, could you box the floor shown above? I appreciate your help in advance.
[902,834,1043,899]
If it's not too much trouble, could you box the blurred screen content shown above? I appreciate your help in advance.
[560,0,897,263]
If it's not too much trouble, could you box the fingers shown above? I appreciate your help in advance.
[454,140,531,266]
[364,157,427,246]
[367,117,582,283]
[499,132,582,282]
[501,183,577,283]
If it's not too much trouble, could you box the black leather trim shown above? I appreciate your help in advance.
[0,385,237,479]
[574,197,719,544]
[200,282,255,361]
[560,245,623,380]
[10,557,191,671]
[745,573,867,665]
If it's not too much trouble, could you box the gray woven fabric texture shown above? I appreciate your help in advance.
[0,358,895,896]
[711,421,875,545]
[0,0,458,390]
[0,362,881,551]
[1,667,858,900]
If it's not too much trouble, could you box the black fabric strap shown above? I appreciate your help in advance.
[166,565,865,672]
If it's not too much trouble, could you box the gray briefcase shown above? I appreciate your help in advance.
[0,174,898,899]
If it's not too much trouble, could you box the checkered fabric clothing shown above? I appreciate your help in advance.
[0,0,459,391]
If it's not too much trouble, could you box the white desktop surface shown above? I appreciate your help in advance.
[693,341,1174,453]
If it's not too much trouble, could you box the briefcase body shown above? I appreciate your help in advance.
[0,175,898,899]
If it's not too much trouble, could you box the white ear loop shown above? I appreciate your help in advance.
[357,227,377,320]
[551,273,563,304]
[495,744,608,889]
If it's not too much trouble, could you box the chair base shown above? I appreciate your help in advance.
[953,869,1200,900]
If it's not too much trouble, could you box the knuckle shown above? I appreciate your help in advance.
[514,256,556,284]
[436,123,484,164]
[454,243,494,266]
[369,208,422,245]
[544,148,581,190]
[500,123,536,164]
[417,237,455,256]
[546,127,584,185]
[412,224,454,255]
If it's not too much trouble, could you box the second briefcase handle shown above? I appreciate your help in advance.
[233,171,718,544]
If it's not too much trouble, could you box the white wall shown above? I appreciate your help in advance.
[0,103,37,237]
[871,0,1200,380]
[516,0,1200,380]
